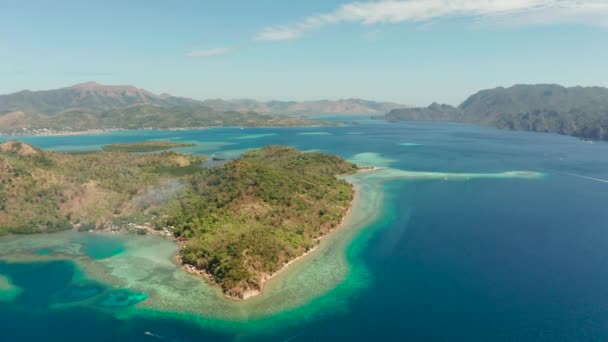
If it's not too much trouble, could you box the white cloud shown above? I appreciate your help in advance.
[186,47,233,58]
[255,16,330,41]
[255,0,608,41]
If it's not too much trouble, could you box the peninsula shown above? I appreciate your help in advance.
[0,141,358,299]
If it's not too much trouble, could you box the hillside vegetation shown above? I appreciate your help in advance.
[0,142,358,298]
[383,84,608,140]
[0,141,205,234]
[160,146,358,298]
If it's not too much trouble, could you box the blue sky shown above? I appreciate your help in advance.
[1,0,607,105]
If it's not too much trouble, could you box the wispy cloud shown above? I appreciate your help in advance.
[255,0,608,41]
[186,47,233,58]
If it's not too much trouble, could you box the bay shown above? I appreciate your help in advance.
[1,118,608,341]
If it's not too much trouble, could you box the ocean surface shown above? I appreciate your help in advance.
[2,117,608,341]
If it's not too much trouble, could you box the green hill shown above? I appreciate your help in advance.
[161,146,358,298]
[0,142,357,298]
[0,141,205,233]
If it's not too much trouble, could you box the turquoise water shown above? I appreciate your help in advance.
[1,118,608,340]
[76,234,126,260]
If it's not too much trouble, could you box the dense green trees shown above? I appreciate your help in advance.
[0,142,357,298]
[160,146,358,297]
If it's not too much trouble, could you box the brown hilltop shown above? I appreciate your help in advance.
[0,111,27,130]
[68,81,161,100]
[0,141,39,156]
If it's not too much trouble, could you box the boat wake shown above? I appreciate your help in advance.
[144,331,186,342]
[563,173,608,184]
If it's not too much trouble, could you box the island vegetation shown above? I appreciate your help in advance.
[161,146,358,298]
[0,141,358,299]
[382,84,608,141]
[0,141,205,235]
[101,140,194,153]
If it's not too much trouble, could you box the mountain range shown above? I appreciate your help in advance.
[382,84,608,141]
[0,82,194,116]
[200,98,404,115]
[0,82,404,134]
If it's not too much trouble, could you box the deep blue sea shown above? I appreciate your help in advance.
[2,117,608,341]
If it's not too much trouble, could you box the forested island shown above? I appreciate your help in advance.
[0,141,358,299]
[164,146,358,298]
[382,84,608,141]
[101,140,194,153]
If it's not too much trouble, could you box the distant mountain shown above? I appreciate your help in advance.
[383,102,461,121]
[200,98,405,115]
[383,84,608,141]
[0,82,322,133]
[0,82,194,116]
[0,82,404,133]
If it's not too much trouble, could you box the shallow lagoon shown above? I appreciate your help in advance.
[2,119,608,340]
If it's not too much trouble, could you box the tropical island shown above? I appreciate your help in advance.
[164,146,358,298]
[381,84,608,141]
[0,141,358,299]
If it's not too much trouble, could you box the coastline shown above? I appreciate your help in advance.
[0,123,338,138]
[0,165,388,324]
[0,129,118,137]
[255,179,361,298]
[175,171,363,301]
